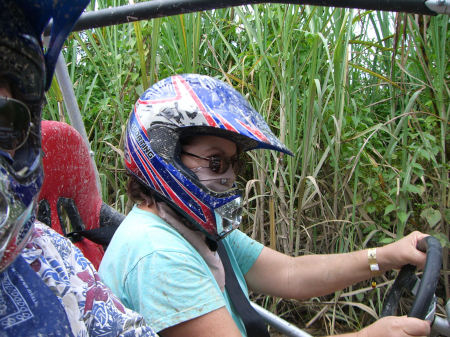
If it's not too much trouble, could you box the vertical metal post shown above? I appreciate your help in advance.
[54,53,102,196]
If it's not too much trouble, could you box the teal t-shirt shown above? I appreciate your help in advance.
[98,206,263,336]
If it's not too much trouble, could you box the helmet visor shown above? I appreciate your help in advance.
[0,97,30,151]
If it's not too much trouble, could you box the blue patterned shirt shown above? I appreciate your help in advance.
[0,221,159,337]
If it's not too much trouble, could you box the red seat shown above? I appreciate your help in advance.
[38,120,104,269]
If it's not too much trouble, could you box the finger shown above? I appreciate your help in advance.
[409,231,428,247]
[402,317,430,336]
[408,232,428,269]
[412,247,427,270]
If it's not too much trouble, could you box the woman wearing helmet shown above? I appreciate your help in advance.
[0,1,158,336]
[99,74,430,337]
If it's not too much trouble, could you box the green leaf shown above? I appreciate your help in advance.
[420,208,441,228]
[384,204,396,216]
[404,184,423,195]
[418,148,432,161]
[429,232,450,248]
[398,211,410,224]
[366,205,376,214]
[379,237,395,245]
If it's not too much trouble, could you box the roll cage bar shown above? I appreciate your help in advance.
[69,0,449,33]
[49,1,448,336]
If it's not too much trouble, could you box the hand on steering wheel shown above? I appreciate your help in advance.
[380,236,450,337]
[381,236,442,320]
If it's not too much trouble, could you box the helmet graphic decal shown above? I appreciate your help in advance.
[237,119,269,143]
[138,75,220,129]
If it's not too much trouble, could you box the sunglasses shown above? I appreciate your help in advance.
[182,151,241,175]
[0,97,31,151]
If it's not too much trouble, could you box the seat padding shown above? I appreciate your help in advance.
[38,120,104,269]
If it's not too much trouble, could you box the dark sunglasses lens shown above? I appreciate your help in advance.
[0,98,30,151]
[209,156,241,174]
[209,156,224,173]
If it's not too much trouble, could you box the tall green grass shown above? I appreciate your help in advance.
[44,1,448,334]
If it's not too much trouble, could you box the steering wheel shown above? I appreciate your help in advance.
[381,236,442,319]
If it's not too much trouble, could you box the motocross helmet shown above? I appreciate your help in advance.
[125,74,292,241]
[0,0,90,271]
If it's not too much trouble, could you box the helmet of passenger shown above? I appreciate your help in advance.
[125,74,292,241]
[0,0,90,271]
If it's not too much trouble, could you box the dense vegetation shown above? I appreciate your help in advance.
[44,1,448,335]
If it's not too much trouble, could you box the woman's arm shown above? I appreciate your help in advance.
[159,307,242,337]
[245,231,428,300]
[158,296,430,337]
[245,231,430,337]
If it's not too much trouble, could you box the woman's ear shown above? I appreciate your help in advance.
[139,192,155,207]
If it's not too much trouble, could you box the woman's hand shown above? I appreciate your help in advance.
[377,231,429,272]
[357,316,430,337]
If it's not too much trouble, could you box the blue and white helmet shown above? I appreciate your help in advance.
[125,74,292,240]
[0,0,90,271]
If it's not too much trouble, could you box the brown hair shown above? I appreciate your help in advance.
[126,174,155,206]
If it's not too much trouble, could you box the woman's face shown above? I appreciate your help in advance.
[181,135,239,192]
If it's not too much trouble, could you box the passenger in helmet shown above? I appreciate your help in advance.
[99,74,430,337]
[0,1,158,336]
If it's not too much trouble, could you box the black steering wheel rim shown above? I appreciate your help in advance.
[381,236,442,319]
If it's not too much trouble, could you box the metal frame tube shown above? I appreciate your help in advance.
[43,0,444,35]
[425,0,450,14]
[251,302,313,337]
[69,0,437,32]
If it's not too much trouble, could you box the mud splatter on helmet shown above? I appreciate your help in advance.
[0,0,90,271]
[125,74,292,240]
